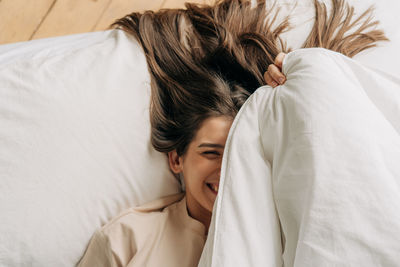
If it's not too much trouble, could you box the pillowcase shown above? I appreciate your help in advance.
[0,29,180,267]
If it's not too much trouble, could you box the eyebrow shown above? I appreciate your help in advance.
[198,143,224,148]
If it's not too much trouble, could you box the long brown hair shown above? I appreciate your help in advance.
[112,0,387,155]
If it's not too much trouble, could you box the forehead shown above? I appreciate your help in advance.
[192,116,233,145]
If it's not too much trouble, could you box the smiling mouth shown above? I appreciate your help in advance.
[206,183,219,194]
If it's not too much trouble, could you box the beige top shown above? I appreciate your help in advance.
[77,193,206,267]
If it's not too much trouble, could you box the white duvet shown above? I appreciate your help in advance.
[199,48,400,267]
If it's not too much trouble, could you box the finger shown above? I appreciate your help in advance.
[263,71,278,87]
[274,52,286,69]
[267,64,286,85]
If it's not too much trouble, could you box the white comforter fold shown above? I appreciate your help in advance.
[199,48,400,267]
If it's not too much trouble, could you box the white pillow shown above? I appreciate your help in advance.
[0,30,180,267]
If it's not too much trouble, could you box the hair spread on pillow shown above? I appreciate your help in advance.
[303,0,388,57]
[111,0,387,155]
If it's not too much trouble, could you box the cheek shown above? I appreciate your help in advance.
[184,156,219,182]
[193,157,220,179]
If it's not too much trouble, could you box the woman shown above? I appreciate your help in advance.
[77,46,252,267]
[78,0,387,266]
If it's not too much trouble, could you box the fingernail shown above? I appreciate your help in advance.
[272,81,278,87]
[279,78,285,84]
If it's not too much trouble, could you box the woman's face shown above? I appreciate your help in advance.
[168,116,233,214]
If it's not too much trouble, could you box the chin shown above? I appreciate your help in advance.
[205,195,218,213]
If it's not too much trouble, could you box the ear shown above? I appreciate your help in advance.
[168,150,183,174]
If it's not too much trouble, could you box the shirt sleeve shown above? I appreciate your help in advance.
[77,230,118,267]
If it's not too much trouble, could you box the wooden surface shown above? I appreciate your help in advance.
[0,0,211,45]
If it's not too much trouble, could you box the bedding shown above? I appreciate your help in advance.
[0,30,180,267]
[199,48,400,266]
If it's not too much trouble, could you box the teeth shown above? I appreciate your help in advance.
[211,184,219,193]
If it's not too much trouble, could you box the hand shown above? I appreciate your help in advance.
[263,52,287,88]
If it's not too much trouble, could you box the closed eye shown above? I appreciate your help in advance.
[202,151,220,155]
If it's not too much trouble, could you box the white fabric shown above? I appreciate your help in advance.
[0,30,180,267]
[199,48,400,266]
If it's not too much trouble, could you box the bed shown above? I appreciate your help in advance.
[1,0,399,266]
